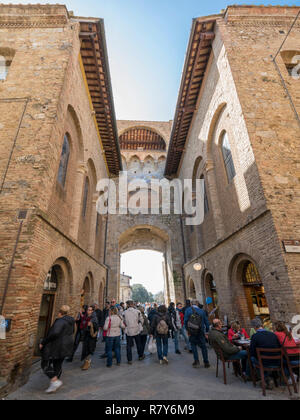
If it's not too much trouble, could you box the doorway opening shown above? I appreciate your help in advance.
[35,266,60,356]
[120,250,166,305]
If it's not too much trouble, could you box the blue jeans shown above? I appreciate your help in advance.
[190,333,209,364]
[156,336,169,360]
[106,336,121,366]
[174,328,191,352]
[227,350,248,373]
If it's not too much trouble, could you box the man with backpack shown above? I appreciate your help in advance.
[150,305,173,365]
[123,300,144,364]
[184,299,211,368]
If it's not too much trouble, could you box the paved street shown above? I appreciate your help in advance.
[6,339,291,401]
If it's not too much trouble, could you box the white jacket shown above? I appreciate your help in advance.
[123,307,143,337]
[104,315,125,337]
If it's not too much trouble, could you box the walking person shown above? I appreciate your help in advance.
[184,300,211,368]
[150,305,173,365]
[104,307,125,367]
[40,306,75,394]
[168,302,182,354]
[123,300,144,364]
[175,302,192,353]
[66,305,87,363]
[138,306,151,358]
[100,301,111,359]
[81,306,99,371]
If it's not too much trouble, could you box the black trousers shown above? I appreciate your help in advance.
[140,334,148,355]
[126,335,142,361]
[41,359,64,380]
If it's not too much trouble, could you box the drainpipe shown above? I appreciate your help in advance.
[180,215,188,302]
[103,213,109,304]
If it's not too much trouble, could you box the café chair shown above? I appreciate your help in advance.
[253,348,292,397]
[282,346,299,394]
[212,343,244,385]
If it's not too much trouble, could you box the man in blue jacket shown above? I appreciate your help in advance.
[184,300,210,368]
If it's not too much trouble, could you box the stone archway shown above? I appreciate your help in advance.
[117,225,176,305]
[103,222,184,305]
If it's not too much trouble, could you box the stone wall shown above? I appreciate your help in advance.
[179,6,300,325]
[0,5,108,393]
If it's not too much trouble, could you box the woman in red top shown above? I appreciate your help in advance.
[274,321,300,359]
[228,321,250,343]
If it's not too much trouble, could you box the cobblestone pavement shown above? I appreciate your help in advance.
[6,339,292,401]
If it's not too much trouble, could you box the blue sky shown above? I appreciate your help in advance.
[10,0,298,121]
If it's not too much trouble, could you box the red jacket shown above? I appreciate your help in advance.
[228,328,249,343]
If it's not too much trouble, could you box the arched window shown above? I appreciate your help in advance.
[57,134,70,187]
[82,177,89,218]
[221,132,236,182]
[280,50,300,78]
[200,175,209,215]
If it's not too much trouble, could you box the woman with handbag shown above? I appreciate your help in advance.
[80,306,99,371]
[138,306,151,359]
[40,306,75,394]
[103,307,125,367]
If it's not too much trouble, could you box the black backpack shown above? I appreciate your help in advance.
[187,308,203,335]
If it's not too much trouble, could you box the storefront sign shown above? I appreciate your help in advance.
[283,240,300,253]
[43,269,58,291]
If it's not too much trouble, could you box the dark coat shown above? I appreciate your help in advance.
[81,313,99,361]
[42,316,75,361]
[150,313,173,338]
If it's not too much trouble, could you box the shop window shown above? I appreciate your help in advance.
[243,262,270,320]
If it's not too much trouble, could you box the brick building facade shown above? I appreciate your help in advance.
[0,3,299,395]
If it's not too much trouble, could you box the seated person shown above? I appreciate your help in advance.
[274,321,299,372]
[209,319,248,376]
[250,318,281,388]
[250,317,271,338]
[228,321,250,343]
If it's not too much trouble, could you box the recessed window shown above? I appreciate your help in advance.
[221,132,236,183]
[280,50,300,78]
[82,177,89,218]
[0,48,15,81]
[201,175,209,215]
[57,134,70,187]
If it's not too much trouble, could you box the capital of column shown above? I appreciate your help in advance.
[77,162,88,175]
[205,159,214,172]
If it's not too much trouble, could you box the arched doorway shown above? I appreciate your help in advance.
[203,272,219,319]
[230,255,270,327]
[35,266,60,356]
[242,261,270,321]
[81,276,91,307]
[189,278,197,299]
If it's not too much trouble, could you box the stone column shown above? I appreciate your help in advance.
[205,159,225,240]
[70,162,87,241]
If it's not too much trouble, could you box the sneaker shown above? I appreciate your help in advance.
[159,360,164,365]
[139,355,146,361]
[128,361,133,365]
[175,350,181,355]
[116,363,121,366]
[163,357,169,364]
[45,380,63,394]
[106,365,112,368]
[204,363,211,369]
[192,361,200,368]
[100,354,107,359]
[266,379,275,390]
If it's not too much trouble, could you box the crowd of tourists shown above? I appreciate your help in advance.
[39,299,299,395]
